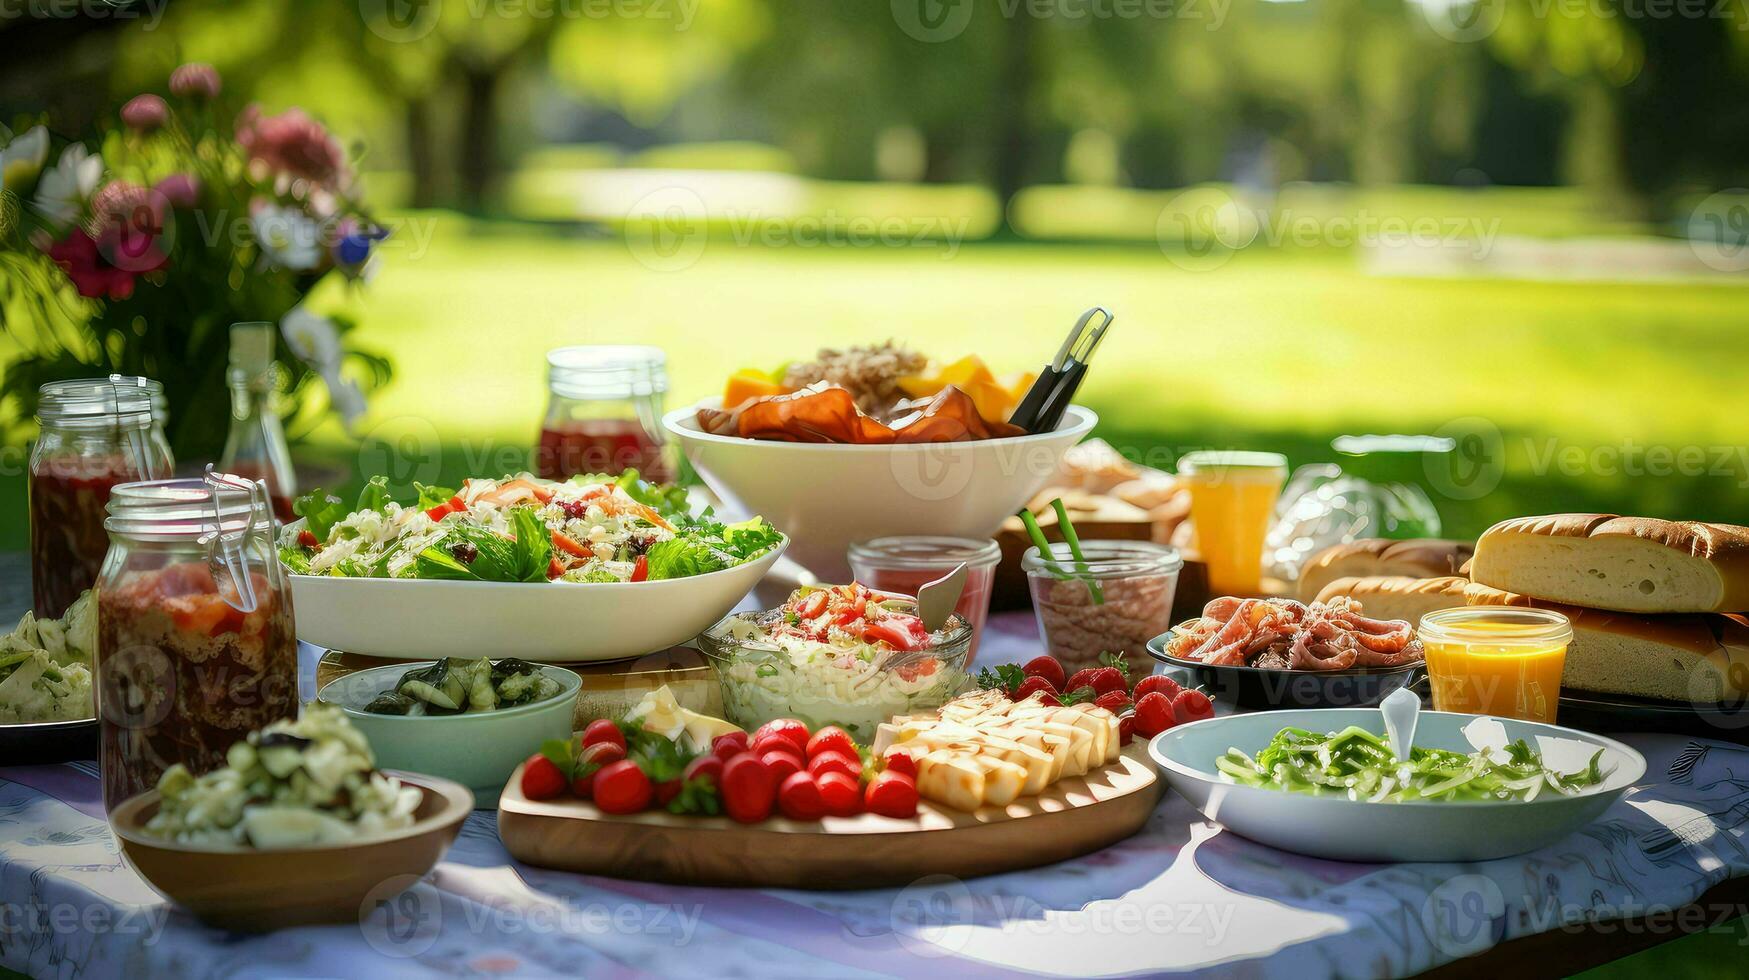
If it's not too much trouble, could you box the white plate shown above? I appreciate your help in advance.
[665,401,1097,581]
[289,536,785,661]
[1148,708,1645,862]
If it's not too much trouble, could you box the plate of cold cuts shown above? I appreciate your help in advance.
[1147,596,1427,710]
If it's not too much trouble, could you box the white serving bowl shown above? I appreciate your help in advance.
[289,536,785,661]
[665,400,1098,581]
[1149,708,1645,863]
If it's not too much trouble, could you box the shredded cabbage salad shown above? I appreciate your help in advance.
[1216,725,1609,803]
[279,469,781,584]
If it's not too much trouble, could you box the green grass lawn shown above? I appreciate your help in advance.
[5,208,1747,550]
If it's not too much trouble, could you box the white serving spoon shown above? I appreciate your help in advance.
[917,562,969,633]
[1380,686,1421,764]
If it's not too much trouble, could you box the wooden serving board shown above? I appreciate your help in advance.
[497,745,1165,889]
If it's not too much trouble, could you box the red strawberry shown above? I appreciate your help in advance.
[520,754,567,801]
[1022,656,1066,692]
[1064,668,1099,693]
[1132,674,1183,702]
[1087,667,1127,695]
[1118,715,1134,746]
[1014,676,1058,702]
[1094,690,1131,713]
[1172,689,1215,724]
[1132,691,1175,738]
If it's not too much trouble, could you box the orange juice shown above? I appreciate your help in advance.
[1419,607,1574,723]
[1178,451,1287,596]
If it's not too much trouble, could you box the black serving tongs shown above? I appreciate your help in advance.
[1009,307,1113,433]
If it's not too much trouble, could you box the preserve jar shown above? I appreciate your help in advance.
[847,536,1001,660]
[95,471,298,811]
[536,345,672,483]
[1022,541,1183,675]
[30,376,173,619]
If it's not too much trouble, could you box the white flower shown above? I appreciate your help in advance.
[326,374,366,431]
[0,125,49,193]
[280,306,341,368]
[32,144,102,231]
[252,204,325,271]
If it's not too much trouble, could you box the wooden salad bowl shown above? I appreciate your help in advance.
[498,744,1164,889]
[109,772,473,932]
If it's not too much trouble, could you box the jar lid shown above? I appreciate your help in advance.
[1418,605,1574,648]
[1021,540,1183,578]
[848,536,1001,570]
[37,376,160,428]
[547,345,667,399]
[1176,450,1288,475]
[106,474,273,540]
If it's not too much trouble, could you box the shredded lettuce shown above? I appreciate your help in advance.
[291,490,349,541]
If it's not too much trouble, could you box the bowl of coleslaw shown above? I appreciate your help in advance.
[697,583,972,740]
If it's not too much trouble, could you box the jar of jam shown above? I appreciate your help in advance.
[95,471,297,811]
[536,345,672,483]
[30,376,173,620]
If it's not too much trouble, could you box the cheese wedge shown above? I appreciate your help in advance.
[916,748,985,812]
[1005,717,1093,777]
[986,723,1071,783]
[890,727,1053,796]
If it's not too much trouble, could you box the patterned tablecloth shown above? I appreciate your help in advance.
[3,612,1749,978]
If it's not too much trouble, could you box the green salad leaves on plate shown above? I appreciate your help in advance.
[1216,725,1608,803]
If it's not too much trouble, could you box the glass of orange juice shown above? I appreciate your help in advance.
[1177,451,1288,596]
[1418,606,1574,723]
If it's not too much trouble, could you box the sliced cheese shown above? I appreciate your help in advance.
[916,749,985,812]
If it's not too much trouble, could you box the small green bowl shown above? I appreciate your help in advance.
[317,662,580,809]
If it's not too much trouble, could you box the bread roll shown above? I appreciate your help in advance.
[1463,583,1749,702]
[1314,575,1470,625]
[1472,514,1749,614]
[1298,539,1474,601]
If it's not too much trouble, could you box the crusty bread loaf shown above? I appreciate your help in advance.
[1314,575,1471,625]
[1462,582,1749,702]
[1298,539,1474,601]
[1472,514,1749,614]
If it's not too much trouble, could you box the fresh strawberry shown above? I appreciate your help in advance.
[581,718,626,751]
[864,770,920,818]
[750,734,802,760]
[721,754,778,823]
[753,718,811,754]
[1132,674,1183,702]
[1172,689,1215,724]
[761,748,804,783]
[592,760,654,814]
[519,754,567,801]
[1087,667,1127,695]
[1064,668,1099,693]
[1014,676,1058,702]
[882,750,918,778]
[806,726,856,760]
[1132,691,1175,739]
[1094,690,1131,713]
[777,771,825,821]
[816,770,863,816]
[807,750,861,780]
[711,731,751,761]
[1022,655,1067,692]
[1118,715,1135,746]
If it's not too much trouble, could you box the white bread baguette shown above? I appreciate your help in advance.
[1462,583,1749,702]
[1314,575,1471,625]
[1298,539,1474,601]
[1472,514,1749,614]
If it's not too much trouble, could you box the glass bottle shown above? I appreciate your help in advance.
[29,376,172,619]
[218,322,298,522]
[536,345,673,483]
[95,471,298,811]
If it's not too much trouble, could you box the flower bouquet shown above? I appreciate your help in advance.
[0,63,391,462]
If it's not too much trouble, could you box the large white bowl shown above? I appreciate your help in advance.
[1149,708,1645,863]
[289,536,785,661]
[665,401,1098,580]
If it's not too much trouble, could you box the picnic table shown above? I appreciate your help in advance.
[3,555,1747,978]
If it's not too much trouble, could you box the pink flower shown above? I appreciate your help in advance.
[154,173,201,209]
[120,95,169,133]
[88,180,171,274]
[235,105,350,190]
[169,63,221,101]
[46,230,142,300]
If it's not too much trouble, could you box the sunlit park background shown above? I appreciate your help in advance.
[4,0,1749,556]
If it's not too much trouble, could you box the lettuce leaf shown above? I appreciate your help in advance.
[414,482,456,510]
[356,475,390,514]
[290,489,349,541]
[414,506,550,583]
[644,538,727,580]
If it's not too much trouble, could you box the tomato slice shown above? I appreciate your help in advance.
[630,554,649,582]
[862,621,916,651]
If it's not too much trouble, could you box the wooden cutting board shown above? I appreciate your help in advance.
[497,745,1164,889]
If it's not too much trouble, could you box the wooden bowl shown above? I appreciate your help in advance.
[109,772,473,932]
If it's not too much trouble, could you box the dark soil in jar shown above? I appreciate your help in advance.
[96,563,298,811]
[29,456,146,620]
[1032,575,1175,675]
